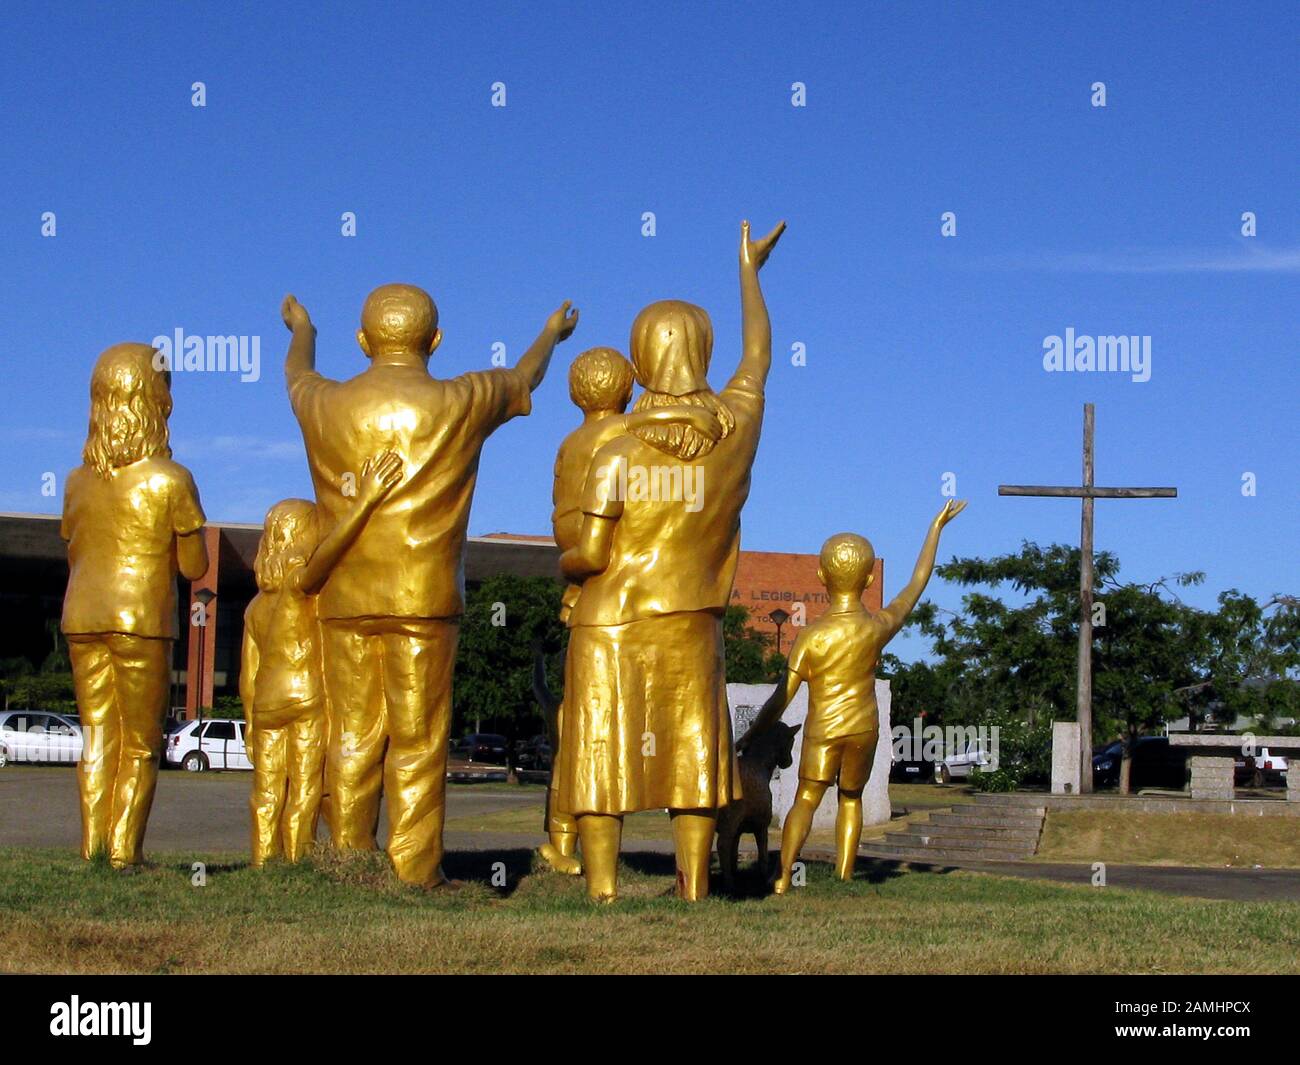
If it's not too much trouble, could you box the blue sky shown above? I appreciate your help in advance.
[1,1,1295,660]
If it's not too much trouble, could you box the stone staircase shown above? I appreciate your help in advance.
[859,792,1046,864]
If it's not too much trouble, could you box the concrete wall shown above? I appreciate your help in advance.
[727,680,892,829]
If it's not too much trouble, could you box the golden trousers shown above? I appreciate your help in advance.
[249,702,327,865]
[67,633,170,866]
[321,617,458,887]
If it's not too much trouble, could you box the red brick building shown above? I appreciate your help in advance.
[0,515,882,717]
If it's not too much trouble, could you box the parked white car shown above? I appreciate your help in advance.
[164,718,252,772]
[938,741,995,784]
[0,710,84,767]
[1252,747,1289,787]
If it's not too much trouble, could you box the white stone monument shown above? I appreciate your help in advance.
[1051,720,1082,794]
[727,679,892,830]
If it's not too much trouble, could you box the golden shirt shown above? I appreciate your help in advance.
[787,607,886,740]
[243,580,322,719]
[60,457,206,639]
[567,380,763,627]
[551,413,639,553]
[289,363,531,620]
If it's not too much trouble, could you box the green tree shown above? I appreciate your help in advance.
[900,541,1299,793]
[453,574,567,739]
[723,605,785,683]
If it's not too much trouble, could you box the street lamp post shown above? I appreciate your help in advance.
[768,607,791,657]
[193,589,216,758]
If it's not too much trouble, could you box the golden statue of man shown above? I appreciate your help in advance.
[282,286,577,887]
[741,502,965,891]
[61,344,209,868]
[558,220,785,902]
[240,452,403,866]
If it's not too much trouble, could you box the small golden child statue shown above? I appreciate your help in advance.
[61,344,209,869]
[740,500,965,892]
[540,347,722,875]
[241,452,403,865]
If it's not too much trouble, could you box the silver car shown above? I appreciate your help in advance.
[0,710,84,767]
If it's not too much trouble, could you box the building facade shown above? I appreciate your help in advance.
[0,514,882,718]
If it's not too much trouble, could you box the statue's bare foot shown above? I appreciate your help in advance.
[537,842,583,876]
[772,875,791,896]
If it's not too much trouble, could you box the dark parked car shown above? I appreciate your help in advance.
[513,735,553,773]
[1092,736,1187,790]
[453,733,509,764]
[890,754,934,783]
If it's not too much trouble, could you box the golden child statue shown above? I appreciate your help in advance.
[541,347,722,875]
[61,344,208,868]
[740,501,966,892]
[241,452,403,866]
[282,286,577,887]
[559,219,785,902]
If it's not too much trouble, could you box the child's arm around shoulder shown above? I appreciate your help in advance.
[299,451,403,596]
[618,405,724,442]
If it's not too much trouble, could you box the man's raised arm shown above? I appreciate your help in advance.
[728,219,786,394]
[281,294,317,381]
[515,300,580,391]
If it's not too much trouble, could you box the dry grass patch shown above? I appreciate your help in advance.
[1036,810,1300,868]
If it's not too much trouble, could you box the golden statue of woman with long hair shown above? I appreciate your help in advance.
[559,220,785,901]
[61,344,208,868]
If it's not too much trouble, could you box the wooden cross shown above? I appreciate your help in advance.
[999,403,1177,793]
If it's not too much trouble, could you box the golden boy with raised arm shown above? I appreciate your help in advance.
[282,285,577,887]
[539,347,722,875]
[61,344,209,869]
[241,452,403,866]
[741,500,965,892]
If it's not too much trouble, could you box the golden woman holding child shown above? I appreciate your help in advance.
[559,220,786,901]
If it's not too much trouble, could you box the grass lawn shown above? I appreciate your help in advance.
[4,847,1300,974]
[1037,810,1300,869]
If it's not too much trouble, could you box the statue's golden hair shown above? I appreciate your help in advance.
[360,284,438,352]
[819,532,876,593]
[253,499,319,592]
[83,343,173,478]
[569,347,634,412]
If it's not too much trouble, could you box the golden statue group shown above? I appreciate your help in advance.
[60,220,963,900]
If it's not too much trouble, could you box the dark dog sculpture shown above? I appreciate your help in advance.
[718,721,801,892]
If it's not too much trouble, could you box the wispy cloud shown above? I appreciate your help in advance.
[970,245,1300,274]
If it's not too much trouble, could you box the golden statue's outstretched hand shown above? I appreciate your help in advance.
[281,294,315,334]
[547,300,580,343]
[740,218,787,272]
[932,498,967,529]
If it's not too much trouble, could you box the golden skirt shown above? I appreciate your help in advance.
[557,611,739,816]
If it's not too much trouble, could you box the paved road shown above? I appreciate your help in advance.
[0,766,540,853]
[5,767,1300,902]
